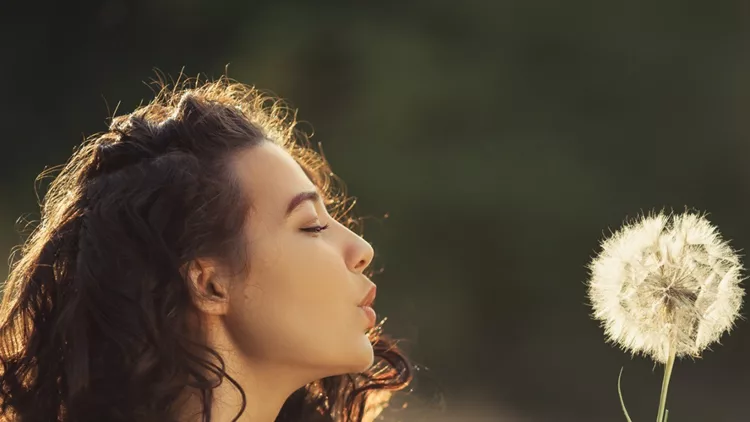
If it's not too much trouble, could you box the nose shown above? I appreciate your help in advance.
[346,231,374,274]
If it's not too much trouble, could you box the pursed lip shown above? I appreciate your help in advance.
[358,285,377,308]
[358,285,377,329]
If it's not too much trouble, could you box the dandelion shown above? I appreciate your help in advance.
[587,211,744,421]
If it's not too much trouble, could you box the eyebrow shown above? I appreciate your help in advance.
[285,190,321,217]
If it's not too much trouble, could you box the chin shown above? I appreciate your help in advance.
[357,347,376,372]
[344,337,376,374]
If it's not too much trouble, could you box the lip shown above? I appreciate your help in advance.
[360,305,377,328]
[358,285,377,329]
[358,285,377,308]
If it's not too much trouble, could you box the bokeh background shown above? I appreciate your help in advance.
[4,1,750,421]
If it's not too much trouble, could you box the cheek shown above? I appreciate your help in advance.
[270,240,351,327]
[227,234,356,357]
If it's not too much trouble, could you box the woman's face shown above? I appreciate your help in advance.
[224,142,377,377]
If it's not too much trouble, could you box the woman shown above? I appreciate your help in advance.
[0,76,412,421]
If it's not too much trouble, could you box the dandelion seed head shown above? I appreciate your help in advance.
[587,211,745,363]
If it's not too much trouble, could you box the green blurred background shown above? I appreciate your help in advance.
[3,1,750,421]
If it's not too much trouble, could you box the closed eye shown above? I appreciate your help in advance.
[300,224,329,233]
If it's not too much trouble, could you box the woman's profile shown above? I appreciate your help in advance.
[0,75,412,422]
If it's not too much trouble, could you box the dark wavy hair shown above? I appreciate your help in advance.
[0,75,412,422]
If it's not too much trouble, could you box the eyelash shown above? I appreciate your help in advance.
[301,224,329,234]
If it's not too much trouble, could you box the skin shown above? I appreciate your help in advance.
[177,141,377,422]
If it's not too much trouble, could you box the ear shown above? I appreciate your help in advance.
[184,258,230,315]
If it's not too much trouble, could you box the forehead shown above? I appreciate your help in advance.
[232,142,317,216]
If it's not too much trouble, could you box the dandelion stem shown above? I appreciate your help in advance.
[617,367,633,422]
[655,351,676,422]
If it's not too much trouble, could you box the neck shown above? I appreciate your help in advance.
[175,319,316,422]
[177,363,303,422]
